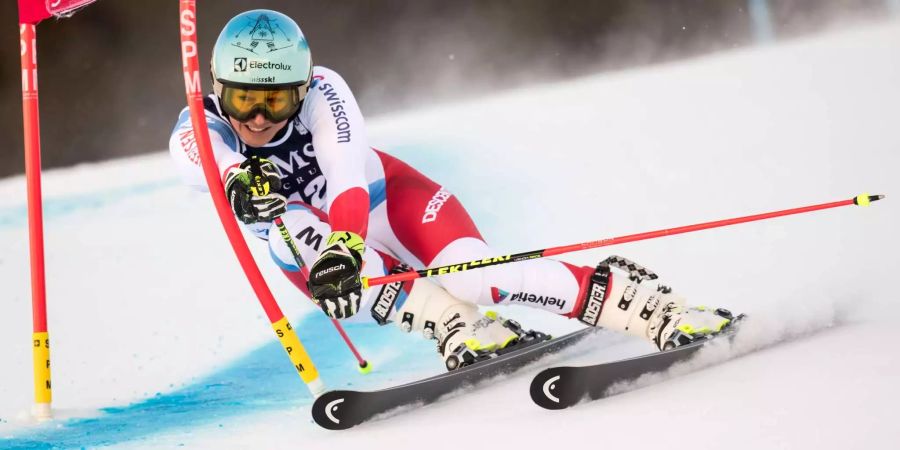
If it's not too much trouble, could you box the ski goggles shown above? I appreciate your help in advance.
[219,84,307,123]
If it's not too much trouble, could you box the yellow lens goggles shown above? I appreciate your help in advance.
[220,85,306,122]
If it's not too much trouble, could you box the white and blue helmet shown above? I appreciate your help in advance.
[211,9,313,94]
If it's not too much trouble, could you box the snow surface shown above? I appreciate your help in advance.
[2,21,899,449]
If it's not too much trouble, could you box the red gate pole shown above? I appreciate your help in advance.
[179,0,325,396]
[19,20,52,420]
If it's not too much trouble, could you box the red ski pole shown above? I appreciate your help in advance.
[363,193,884,289]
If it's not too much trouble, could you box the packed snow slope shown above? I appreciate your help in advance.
[1,21,898,450]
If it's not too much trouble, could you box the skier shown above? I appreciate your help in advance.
[169,9,737,370]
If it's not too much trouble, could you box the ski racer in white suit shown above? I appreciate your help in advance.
[169,9,737,370]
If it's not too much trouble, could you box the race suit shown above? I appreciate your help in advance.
[169,66,593,323]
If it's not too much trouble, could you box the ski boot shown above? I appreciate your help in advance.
[661,305,743,350]
[573,255,740,350]
[370,272,547,370]
[440,310,549,370]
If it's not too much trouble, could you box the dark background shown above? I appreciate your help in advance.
[0,0,890,177]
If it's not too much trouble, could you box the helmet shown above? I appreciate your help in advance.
[211,10,313,122]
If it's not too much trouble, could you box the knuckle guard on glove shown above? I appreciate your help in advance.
[250,193,287,221]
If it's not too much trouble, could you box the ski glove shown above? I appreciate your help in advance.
[223,157,287,224]
[308,231,366,319]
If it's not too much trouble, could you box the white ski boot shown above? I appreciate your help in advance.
[574,256,738,350]
[370,270,546,370]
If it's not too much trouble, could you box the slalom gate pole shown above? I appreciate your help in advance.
[19,17,51,421]
[363,193,885,289]
[18,0,99,420]
[179,0,324,396]
[273,216,371,374]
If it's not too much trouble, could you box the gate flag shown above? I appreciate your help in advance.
[18,0,98,24]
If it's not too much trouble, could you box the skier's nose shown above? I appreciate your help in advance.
[249,113,268,126]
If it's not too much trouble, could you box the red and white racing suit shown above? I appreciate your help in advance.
[169,66,594,324]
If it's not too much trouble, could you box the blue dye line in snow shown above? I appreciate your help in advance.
[0,144,460,447]
[0,179,177,230]
[1,313,441,449]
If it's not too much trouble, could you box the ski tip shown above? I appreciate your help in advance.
[312,391,356,430]
[530,368,573,410]
[853,193,885,207]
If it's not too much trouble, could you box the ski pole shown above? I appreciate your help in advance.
[362,193,884,288]
[252,158,370,372]
[273,217,372,374]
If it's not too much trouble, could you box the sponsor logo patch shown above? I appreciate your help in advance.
[248,60,291,71]
[314,264,345,279]
[491,287,510,303]
[508,292,567,310]
[579,265,610,326]
[233,57,247,72]
[371,281,402,325]
[579,283,606,326]
[422,187,452,224]
[317,82,352,143]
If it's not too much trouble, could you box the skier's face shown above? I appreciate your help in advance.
[229,113,288,147]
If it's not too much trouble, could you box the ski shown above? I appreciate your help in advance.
[530,329,739,410]
[312,327,596,430]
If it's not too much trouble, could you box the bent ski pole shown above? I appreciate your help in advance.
[362,193,884,289]
[273,217,372,374]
